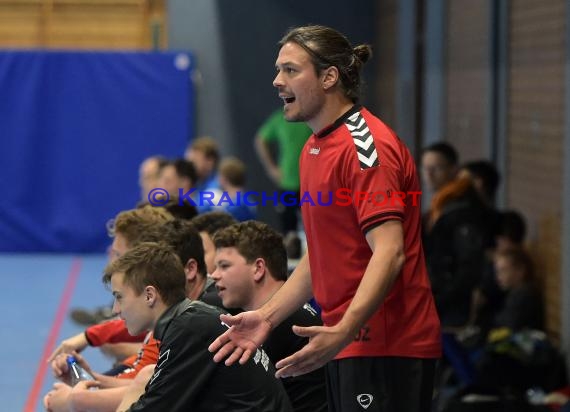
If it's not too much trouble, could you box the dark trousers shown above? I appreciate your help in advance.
[325,357,436,412]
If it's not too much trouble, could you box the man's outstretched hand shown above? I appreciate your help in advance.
[208,310,272,365]
[274,323,351,378]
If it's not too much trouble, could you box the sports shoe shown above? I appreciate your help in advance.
[70,306,114,326]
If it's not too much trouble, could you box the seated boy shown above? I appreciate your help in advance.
[44,220,229,411]
[211,221,327,412]
[104,242,292,411]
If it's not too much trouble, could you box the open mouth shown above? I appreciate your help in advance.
[282,96,295,105]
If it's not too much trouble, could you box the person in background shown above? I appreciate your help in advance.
[255,109,312,239]
[467,247,548,394]
[162,196,199,220]
[459,160,501,208]
[191,211,238,275]
[214,156,257,221]
[138,155,168,203]
[470,209,528,335]
[492,247,543,331]
[420,142,459,196]
[157,158,197,200]
[185,136,221,193]
[420,142,459,244]
[423,174,495,327]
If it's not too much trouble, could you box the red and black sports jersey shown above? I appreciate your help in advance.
[299,106,441,359]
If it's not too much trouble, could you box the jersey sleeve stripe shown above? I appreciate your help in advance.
[361,212,404,233]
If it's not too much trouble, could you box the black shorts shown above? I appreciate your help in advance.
[325,356,436,412]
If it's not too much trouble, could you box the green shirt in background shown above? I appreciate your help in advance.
[257,110,312,191]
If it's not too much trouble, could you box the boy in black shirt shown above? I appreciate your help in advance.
[212,221,327,412]
[104,242,291,412]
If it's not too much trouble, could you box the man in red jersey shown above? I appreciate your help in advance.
[209,25,441,412]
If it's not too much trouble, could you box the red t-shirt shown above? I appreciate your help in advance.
[299,106,441,359]
[116,332,160,379]
[85,320,159,379]
[85,319,146,347]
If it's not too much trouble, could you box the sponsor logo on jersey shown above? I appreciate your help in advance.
[303,302,318,317]
[356,393,374,409]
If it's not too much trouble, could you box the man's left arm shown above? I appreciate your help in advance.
[275,220,405,378]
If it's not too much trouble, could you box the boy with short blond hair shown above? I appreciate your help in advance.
[105,242,292,412]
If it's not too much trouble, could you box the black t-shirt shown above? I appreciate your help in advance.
[264,303,327,412]
[128,299,292,412]
[494,284,543,331]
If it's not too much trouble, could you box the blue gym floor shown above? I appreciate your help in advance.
[0,254,116,412]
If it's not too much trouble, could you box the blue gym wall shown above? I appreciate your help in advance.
[0,51,194,252]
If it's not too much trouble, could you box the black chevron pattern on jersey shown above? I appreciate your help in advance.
[345,112,379,169]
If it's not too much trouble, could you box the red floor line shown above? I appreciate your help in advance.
[23,257,83,412]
